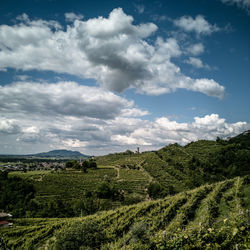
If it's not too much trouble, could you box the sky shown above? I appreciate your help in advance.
[0,0,249,155]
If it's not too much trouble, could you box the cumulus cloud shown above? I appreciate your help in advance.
[0,81,149,153]
[0,8,224,98]
[111,114,250,147]
[0,81,146,120]
[185,57,210,69]
[187,43,204,55]
[221,0,250,13]
[174,15,220,35]
[0,119,20,134]
[191,79,224,99]
[65,12,84,22]
[0,81,248,154]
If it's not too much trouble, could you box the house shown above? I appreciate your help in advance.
[0,212,13,228]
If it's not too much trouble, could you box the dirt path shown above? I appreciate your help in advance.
[113,166,120,179]
[143,169,153,183]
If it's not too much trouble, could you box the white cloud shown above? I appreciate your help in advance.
[121,108,149,117]
[62,139,88,148]
[0,81,150,153]
[0,119,20,134]
[65,12,84,22]
[174,15,220,35]
[111,114,250,148]
[221,0,250,12]
[0,8,224,98]
[15,75,30,81]
[191,79,224,99]
[0,81,144,120]
[0,81,248,154]
[185,57,210,69]
[187,43,204,55]
[22,126,40,134]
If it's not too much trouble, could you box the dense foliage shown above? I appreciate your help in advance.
[0,172,35,217]
[55,220,106,249]
[65,159,97,172]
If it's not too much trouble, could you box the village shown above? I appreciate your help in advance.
[0,161,66,172]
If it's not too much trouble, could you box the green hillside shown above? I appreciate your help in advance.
[6,165,152,217]
[1,177,249,249]
[96,132,250,194]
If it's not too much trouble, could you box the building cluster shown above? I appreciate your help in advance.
[0,212,13,228]
[0,162,66,172]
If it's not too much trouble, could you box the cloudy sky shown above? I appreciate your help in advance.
[0,0,249,155]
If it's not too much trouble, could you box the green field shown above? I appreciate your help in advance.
[8,166,152,209]
[1,177,249,249]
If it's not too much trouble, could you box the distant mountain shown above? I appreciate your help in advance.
[31,149,89,158]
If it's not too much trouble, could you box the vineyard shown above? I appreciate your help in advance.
[8,165,152,214]
[1,176,249,249]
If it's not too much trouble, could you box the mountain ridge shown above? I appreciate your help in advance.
[0,149,90,158]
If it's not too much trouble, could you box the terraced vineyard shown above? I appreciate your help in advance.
[9,169,117,201]
[1,176,249,249]
[7,166,152,216]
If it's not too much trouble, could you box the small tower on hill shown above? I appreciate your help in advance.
[136,147,140,154]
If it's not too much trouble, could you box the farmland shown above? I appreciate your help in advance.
[7,165,152,216]
[1,176,249,249]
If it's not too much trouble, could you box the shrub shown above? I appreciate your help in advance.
[55,220,106,250]
[129,221,150,244]
[147,182,163,199]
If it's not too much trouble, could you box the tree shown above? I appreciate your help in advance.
[147,182,163,199]
[95,182,123,201]
[96,182,112,199]
[65,160,79,169]
[0,174,35,217]
[89,159,97,168]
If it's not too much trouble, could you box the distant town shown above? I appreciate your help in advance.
[0,161,66,172]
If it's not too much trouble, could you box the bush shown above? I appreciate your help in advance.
[95,182,123,201]
[147,182,163,199]
[55,220,106,250]
[129,221,150,244]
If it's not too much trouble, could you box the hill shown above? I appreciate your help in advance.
[96,131,250,193]
[29,149,89,158]
[228,130,250,146]
[2,130,250,218]
[0,149,89,160]
[1,176,249,249]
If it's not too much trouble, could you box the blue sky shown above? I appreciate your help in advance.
[0,0,249,155]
